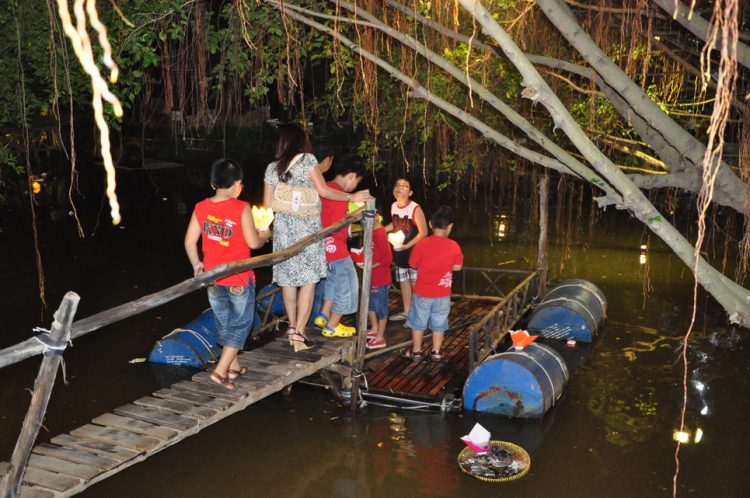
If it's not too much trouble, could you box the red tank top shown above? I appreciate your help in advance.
[194,198,255,286]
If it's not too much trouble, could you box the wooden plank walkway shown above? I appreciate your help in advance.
[361,295,500,402]
[0,336,353,498]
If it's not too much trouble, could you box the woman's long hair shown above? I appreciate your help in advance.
[274,123,313,181]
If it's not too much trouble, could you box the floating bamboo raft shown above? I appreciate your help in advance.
[0,336,353,498]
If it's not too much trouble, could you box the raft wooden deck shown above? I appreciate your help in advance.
[0,336,353,498]
[359,294,504,403]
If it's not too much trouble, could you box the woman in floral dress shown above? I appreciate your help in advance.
[263,124,373,347]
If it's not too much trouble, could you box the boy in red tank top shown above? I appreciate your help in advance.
[185,159,270,389]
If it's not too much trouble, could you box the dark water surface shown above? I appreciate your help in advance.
[2,164,749,498]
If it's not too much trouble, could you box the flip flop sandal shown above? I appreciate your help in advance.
[210,371,236,390]
[400,348,424,361]
[430,350,443,362]
[227,366,248,380]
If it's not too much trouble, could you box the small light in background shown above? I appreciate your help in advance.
[673,430,690,443]
[694,428,704,443]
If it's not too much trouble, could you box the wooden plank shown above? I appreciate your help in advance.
[70,424,160,452]
[260,348,340,366]
[133,396,218,421]
[152,388,234,411]
[191,371,271,389]
[50,434,138,462]
[261,341,338,357]
[114,404,199,431]
[22,466,81,493]
[170,380,248,402]
[92,413,180,440]
[236,357,298,377]
[243,352,315,370]
[27,454,100,480]
[265,339,340,356]
[19,485,56,498]
[33,443,120,471]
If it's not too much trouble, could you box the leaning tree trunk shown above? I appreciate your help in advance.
[458,0,750,326]
[533,0,746,213]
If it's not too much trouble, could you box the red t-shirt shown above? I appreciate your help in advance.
[409,236,463,298]
[321,182,349,262]
[371,226,393,287]
[194,198,255,287]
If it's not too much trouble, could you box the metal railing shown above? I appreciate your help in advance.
[466,270,540,373]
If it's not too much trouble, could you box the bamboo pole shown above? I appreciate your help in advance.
[0,210,366,370]
[537,173,549,299]
[350,200,375,411]
[0,292,79,498]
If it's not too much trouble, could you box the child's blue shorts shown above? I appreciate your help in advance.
[208,282,256,349]
[405,294,451,333]
[368,284,390,320]
[324,257,359,315]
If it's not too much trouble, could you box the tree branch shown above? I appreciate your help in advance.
[650,0,750,70]
[460,0,750,325]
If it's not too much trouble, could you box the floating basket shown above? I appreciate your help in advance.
[457,441,530,482]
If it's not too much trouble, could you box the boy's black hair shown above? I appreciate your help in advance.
[373,199,384,216]
[313,144,334,164]
[211,158,243,189]
[430,206,454,230]
[335,155,367,179]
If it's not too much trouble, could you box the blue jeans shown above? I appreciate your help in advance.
[324,258,359,315]
[405,294,451,332]
[208,282,256,349]
[368,284,390,320]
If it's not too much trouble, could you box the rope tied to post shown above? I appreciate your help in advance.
[31,327,71,385]
[32,327,71,357]
[363,209,376,218]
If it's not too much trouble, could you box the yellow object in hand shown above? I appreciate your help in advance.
[348,201,365,214]
[252,206,275,230]
[388,230,405,248]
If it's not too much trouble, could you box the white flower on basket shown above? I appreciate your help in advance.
[388,230,405,248]
[252,206,275,231]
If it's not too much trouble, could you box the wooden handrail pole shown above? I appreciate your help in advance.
[350,199,375,411]
[0,210,367,370]
[537,173,549,299]
[0,292,80,498]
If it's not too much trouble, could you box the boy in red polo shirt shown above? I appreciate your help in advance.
[400,206,463,362]
[314,156,367,337]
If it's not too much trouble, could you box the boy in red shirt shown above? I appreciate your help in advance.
[365,202,393,349]
[400,206,463,361]
[185,159,271,389]
[315,156,367,337]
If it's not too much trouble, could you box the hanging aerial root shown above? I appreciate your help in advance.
[56,0,123,224]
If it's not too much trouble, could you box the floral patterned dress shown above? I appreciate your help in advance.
[264,153,327,287]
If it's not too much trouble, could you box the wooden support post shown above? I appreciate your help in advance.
[1,292,80,498]
[350,199,375,411]
[537,173,549,299]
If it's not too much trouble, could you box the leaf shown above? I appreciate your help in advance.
[648,216,663,223]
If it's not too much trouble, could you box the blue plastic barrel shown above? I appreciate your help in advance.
[527,279,607,342]
[148,309,221,367]
[463,343,569,418]
[257,284,285,315]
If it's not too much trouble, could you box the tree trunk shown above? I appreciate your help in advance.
[458,0,750,325]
